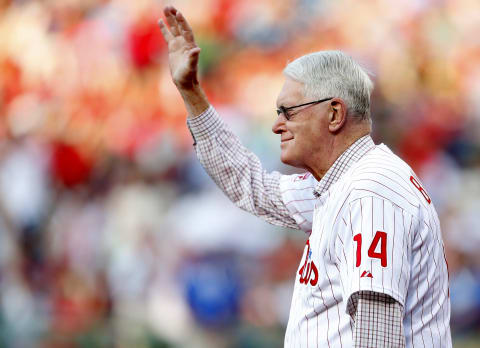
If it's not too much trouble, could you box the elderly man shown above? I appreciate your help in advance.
[159,6,451,348]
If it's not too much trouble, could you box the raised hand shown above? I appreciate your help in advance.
[158,6,201,90]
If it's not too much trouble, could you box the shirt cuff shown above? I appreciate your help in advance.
[186,105,223,145]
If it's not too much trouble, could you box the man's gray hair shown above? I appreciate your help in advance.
[283,50,374,120]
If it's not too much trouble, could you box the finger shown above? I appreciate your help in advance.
[164,6,181,37]
[158,19,174,42]
[176,11,195,43]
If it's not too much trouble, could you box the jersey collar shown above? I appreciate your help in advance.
[313,135,376,198]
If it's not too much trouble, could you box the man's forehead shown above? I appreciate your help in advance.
[277,78,305,106]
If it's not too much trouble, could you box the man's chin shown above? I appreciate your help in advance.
[280,153,302,168]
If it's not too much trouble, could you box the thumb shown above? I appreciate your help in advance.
[188,47,201,69]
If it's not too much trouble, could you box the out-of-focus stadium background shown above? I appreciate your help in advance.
[0,0,479,346]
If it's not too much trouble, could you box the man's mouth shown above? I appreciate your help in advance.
[281,138,293,143]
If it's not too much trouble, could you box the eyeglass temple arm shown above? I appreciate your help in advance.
[283,97,333,111]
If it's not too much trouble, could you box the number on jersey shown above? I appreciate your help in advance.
[410,175,431,204]
[353,231,388,267]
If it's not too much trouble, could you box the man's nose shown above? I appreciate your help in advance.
[272,113,287,134]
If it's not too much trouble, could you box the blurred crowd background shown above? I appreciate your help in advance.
[0,0,479,347]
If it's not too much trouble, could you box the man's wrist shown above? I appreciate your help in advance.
[178,84,210,118]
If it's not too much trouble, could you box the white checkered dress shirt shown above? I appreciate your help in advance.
[313,134,375,198]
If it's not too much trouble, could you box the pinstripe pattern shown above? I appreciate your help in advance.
[188,106,452,348]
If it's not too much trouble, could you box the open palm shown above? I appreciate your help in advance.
[159,7,201,89]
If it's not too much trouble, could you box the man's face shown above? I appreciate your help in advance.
[273,78,331,170]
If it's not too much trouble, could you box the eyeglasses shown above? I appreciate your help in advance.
[276,97,333,121]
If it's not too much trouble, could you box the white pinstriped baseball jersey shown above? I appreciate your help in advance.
[280,137,452,348]
[187,106,451,347]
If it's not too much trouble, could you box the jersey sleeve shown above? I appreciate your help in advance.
[336,195,413,309]
[187,105,303,230]
[279,173,317,233]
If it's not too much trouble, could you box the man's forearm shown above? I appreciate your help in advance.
[187,107,301,229]
[178,84,210,118]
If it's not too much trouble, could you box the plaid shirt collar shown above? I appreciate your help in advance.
[313,135,376,198]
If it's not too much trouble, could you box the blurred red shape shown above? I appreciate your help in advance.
[51,143,93,187]
[127,16,166,69]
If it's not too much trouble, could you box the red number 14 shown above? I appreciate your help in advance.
[353,231,388,267]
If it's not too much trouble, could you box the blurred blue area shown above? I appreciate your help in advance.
[183,254,242,327]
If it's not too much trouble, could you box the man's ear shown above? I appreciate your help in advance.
[328,98,347,133]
